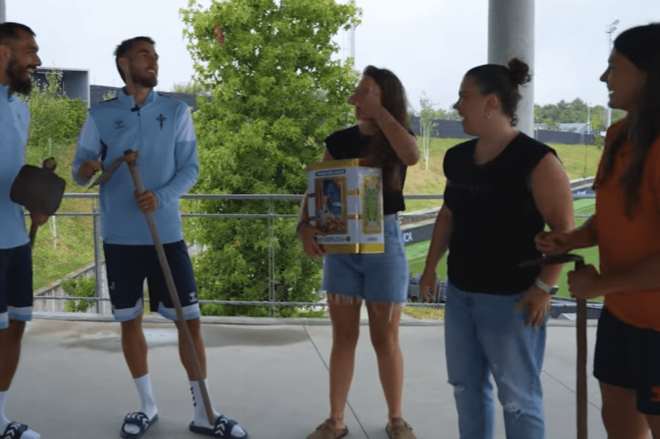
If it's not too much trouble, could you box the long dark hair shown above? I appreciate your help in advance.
[466,58,531,126]
[597,23,660,218]
[361,66,410,192]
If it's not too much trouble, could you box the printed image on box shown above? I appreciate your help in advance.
[362,175,382,235]
[306,159,385,254]
[315,177,347,234]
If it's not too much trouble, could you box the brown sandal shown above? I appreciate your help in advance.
[386,418,416,439]
[307,419,349,439]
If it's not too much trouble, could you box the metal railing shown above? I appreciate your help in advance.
[33,186,597,316]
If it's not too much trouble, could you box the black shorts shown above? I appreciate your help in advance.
[103,240,200,322]
[0,244,33,329]
[594,306,660,415]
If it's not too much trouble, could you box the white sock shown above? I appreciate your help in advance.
[190,379,219,427]
[0,391,41,439]
[123,375,158,436]
[190,379,245,437]
[0,391,8,430]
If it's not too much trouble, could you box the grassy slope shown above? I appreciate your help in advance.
[27,145,97,289]
[405,137,602,211]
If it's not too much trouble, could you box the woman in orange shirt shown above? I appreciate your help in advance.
[537,23,660,439]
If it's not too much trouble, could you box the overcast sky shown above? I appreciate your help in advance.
[6,0,659,111]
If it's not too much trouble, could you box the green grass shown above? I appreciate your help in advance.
[406,199,601,301]
[406,241,448,278]
[402,306,445,320]
[406,137,603,211]
[27,144,98,289]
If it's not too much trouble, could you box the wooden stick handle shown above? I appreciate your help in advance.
[126,156,215,426]
[575,259,588,439]
[29,220,38,248]
[28,158,57,249]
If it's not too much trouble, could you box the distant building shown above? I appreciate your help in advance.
[34,67,90,106]
[556,123,593,135]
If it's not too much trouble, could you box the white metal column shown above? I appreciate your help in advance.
[488,0,535,137]
[0,0,6,24]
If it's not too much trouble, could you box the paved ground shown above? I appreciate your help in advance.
[5,316,608,439]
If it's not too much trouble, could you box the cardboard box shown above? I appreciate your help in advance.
[306,159,384,254]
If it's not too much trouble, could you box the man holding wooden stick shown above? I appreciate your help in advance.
[72,36,247,439]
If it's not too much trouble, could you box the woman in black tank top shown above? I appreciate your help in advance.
[297,66,420,439]
[420,59,575,439]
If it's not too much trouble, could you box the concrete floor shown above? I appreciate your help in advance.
[5,317,607,439]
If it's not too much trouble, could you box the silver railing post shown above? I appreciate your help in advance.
[92,199,103,314]
[42,192,595,311]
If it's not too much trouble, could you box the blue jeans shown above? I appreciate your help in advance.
[321,214,408,303]
[444,280,547,439]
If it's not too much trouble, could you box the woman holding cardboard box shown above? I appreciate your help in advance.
[297,65,419,439]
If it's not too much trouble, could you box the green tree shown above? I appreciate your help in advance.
[180,0,361,317]
[419,92,438,170]
[590,105,607,133]
[23,70,88,160]
[103,89,118,101]
[20,71,88,250]
[612,109,627,124]
[172,80,210,95]
[61,276,97,313]
[534,99,627,131]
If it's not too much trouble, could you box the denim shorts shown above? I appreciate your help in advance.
[321,214,409,303]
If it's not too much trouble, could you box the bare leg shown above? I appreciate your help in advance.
[121,314,148,379]
[174,318,207,380]
[600,382,650,439]
[366,303,404,422]
[0,321,25,392]
[327,295,362,430]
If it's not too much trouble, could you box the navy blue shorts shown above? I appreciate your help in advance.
[0,244,33,329]
[594,306,660,415]
[103,240,200,323]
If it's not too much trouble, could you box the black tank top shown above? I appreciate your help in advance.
[324,125,410,215]
[443,133,557,294]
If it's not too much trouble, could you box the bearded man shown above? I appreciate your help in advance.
[72,37,247,439]
[0,21,44,439]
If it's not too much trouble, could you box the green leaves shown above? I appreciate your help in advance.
[22,71,88,160]
[180,0,361,316]
[534,98,627,133]
[61,276,97,313]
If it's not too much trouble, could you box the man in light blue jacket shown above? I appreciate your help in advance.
[0,22,44,439]
[73,36,247,439]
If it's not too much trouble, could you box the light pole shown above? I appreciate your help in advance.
[605,19,619,128]
[0,0,6,24]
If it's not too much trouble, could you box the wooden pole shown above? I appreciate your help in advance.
[124,151,215,426]
[575,260,588,439]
